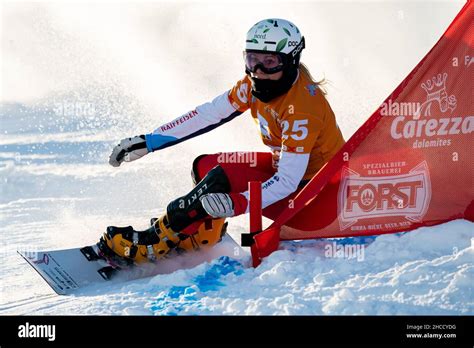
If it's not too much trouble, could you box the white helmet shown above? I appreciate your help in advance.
[244,18,305,102]
[245,18,304,56]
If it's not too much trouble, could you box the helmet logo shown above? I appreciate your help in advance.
[291,40,304,57]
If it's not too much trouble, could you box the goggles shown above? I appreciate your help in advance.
[243,51,286,74]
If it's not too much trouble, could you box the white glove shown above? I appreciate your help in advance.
[109,135,149,167]
[200,193,234,218]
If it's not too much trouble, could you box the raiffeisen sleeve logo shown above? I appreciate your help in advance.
[390,72,473,149]
[338,161,432,230]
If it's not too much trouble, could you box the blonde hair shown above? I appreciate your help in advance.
[299,62,328,95]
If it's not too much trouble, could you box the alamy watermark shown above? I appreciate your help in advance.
[52,100,114,118]
[380,100,421,117]
[53,101,96,117]
[217,152,257,168]
[324,242,365,262]
[1,243,38,260]
[18,322,56,342]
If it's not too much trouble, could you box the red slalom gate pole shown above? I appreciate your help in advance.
[245,181,280,266]
[249,181,262,234]
[247,181,262,266]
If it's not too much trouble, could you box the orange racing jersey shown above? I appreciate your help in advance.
[145,68,345,209]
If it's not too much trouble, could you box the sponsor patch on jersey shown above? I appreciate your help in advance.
[305,84,319,96]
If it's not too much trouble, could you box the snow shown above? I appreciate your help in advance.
[1,1,472,315]
[1,220,472,315]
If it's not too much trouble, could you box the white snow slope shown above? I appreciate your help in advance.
[1,1,472,315]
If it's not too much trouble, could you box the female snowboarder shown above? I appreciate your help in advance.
[101,18,345,264]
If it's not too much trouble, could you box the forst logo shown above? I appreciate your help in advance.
[338,162,431,230]
[346,181,423,213]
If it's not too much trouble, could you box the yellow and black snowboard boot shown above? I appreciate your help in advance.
[98,215,227,265]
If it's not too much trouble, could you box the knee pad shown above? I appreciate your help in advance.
[167,165,231,232]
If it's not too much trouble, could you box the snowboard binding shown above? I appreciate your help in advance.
[96,215,228,265]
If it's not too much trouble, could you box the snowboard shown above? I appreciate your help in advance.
[18,234,247,295]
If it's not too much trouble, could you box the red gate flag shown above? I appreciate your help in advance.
[251,1,473,266]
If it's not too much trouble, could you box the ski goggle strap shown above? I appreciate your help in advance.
[290,37,305,59]
[243,51,286,74]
